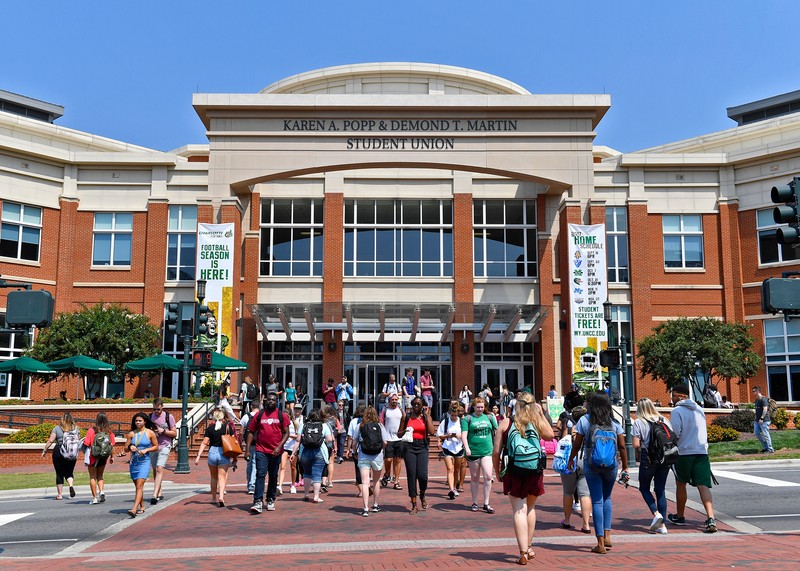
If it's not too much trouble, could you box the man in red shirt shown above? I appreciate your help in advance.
[245,392,289,513]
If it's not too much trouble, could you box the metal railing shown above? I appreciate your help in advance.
[0,411,127,437]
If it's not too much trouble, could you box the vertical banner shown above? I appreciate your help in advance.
[568,224,608,390]
[196,223,234,355]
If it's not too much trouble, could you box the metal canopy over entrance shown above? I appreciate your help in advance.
[250,303,546,344]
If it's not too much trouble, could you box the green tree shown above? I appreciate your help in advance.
[637,317,762,396]
[27,303,161,382]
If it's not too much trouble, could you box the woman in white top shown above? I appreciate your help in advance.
[278,406,303,495]
[458,385,473,409]
[632,398,672,535]
[437,400,465,500]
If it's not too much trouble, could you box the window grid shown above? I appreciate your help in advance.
[662,214,704,269]
[605,207,629,283]
[473,199,537,278]
[260,199,323,277]
[92,213,133,266]
[167,205,197,281]
[764,318,800,401]
[344,199,453,278]
[0,202,42,262]
[756,208,800,265]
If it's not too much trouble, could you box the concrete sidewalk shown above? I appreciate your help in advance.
[3,456,798,569]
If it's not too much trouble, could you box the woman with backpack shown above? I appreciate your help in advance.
[125,412,159,517]
[298,408,334,503]
[632,397,672,535]
[492,391,553,565]
[567,391,629,554]
[83,412,116,505]
[398,396,436,514]
[354,406,388,516]
[556,405,592,534]
[41,412,80,500]
[437,400,465,500]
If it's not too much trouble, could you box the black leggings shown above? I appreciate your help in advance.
[403,441,428,499]
[352,454,362,485]
[52,448,76,485]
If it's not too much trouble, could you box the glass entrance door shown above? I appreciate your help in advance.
[481,365,522,399]
[355,365,396,411]
[272,364,312,413]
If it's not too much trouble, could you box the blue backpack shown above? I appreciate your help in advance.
[505,422,544,474]
[552,434,573,475]
[587,423,617,470]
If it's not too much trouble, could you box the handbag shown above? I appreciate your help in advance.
[401,426,414,443]
[221,422,243,458]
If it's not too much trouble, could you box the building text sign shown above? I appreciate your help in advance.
[568,224,608,388]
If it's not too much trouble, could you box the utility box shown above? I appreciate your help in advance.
[761,278,800,315]
[6,290,55,328]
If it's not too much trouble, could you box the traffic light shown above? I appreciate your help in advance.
[761,276,800,315]
[196,303,209,336]
[192,349,212,369]
[180,302,195,337]
[165,303,179,334]
[6,289,54,328]
[771,177,800,244]
[599,348,621,369]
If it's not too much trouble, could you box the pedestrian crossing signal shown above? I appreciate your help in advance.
[193,349,212,369]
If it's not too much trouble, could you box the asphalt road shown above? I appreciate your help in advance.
[634,460,800,533]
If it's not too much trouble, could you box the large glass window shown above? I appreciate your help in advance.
[93,212,133,266]
[663,214,703,269]
[0,314,31,399]
[764,318,800,402]
[260,199,323,276]
[167,205,197,281]
[606,207,629,283]
[473,199,537,278]
[756,208,800,265]
[0,202,42,262]
[344,199,452,277]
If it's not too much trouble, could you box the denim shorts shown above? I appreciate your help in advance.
[300,447,326,483]
[207,446,231,467]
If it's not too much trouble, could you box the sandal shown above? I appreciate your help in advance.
[561,519,573,529]
[579,526,591,534]
[409,500,418,515]
[127,510,137,518]
[136,509,145,514]
[527,547,535,559]
[591,546,606,554]
[420,496,428,510]
[393,483,403,490]
[517,551,529,565]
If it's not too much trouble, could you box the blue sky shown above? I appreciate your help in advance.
[3,1,798,153]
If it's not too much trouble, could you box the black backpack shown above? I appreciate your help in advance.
[301,421,324,448]
[246,383,258,400]
[360,421,384,455]
[702,386,717,408]
[647,419,679,466]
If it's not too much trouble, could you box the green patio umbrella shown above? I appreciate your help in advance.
[207,352,248,371]
[0,355,55,374]
[48,354,116,399]
[125,353,183,372]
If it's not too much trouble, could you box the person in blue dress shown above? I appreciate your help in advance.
[126,412,158,518]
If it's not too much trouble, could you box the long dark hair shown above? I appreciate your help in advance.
[131,412,157,431]
[588,391,613,426]
[95,412,111,433]
[307,408,323,423]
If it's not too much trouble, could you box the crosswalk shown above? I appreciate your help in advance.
[712,469,800,487]
[0,512,32,527]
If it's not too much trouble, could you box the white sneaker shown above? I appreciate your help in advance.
[650,512,664,531]
[266,501,276,511]
[572,502,580,512]
[290,485,297,494]
[655,526,668,535]
[89,498,99,505]
[453,490,459,497]
[277,487,283,496]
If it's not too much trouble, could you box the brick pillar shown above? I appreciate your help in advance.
[558,200,582,385]
[452,192,474,396]
[142,200,169,327]
[322,192,344,387]
[535,194,558,397]
[54,198,79,314]
[241,192,261,391]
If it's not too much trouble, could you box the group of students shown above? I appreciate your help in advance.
[41,399,178,519]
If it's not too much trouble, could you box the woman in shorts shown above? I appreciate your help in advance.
[492,392,554,565]
[278,404,303,494]
[194,407,236,507]
[461,396,498,514]
[559,406,591,533]
[299,408,334,503]
[83,412,116,505]
[354,406,387,516]
[437,400,465,500]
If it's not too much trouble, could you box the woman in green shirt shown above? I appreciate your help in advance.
[461,397,498,514]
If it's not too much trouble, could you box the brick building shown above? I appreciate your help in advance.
[1,65,798,412]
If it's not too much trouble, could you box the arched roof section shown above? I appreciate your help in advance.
[260,63,530,96]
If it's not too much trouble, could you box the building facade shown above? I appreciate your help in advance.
[1,64,798,411]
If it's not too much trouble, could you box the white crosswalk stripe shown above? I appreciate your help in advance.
[0,512,33,527]
[712,470,800,487]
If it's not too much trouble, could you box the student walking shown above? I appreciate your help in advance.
[632,398,672,534]
[752,386,775,453]
[462,396,498,514]
[41,412,80,500]
[126,413,158,518]
[245,392,290,513]
[492,392,553,565]
[398,397,435,514]
[567,391,629,554]
[195,407,237,507]
[148,398,177,505]
[83,412,116,505]
[667,384,718,533]
[437,401,465,499]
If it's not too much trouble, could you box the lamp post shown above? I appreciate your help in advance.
[603,300,637,467]
[174,278,207,474]
[194,279,207,398]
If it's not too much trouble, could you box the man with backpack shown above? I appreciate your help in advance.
[245,392,290,514]
[752,386,775,454]
[379,374,401,414]
[667,384,717,533]
[239,376,259,415]
[149,398,177,505]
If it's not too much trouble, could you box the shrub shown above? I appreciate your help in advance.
[4,423,86,443]
[712,409,755,432]
[795,412,800,429]
[773,408,791,430]
[707,424,739,443]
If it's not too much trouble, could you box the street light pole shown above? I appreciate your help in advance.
[603,300,637,468]
[174,279,206,474]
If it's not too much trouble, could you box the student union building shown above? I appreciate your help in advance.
[1,63,798,410]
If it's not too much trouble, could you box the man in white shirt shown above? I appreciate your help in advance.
[380,374,401,414]
[379,393,405,489]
